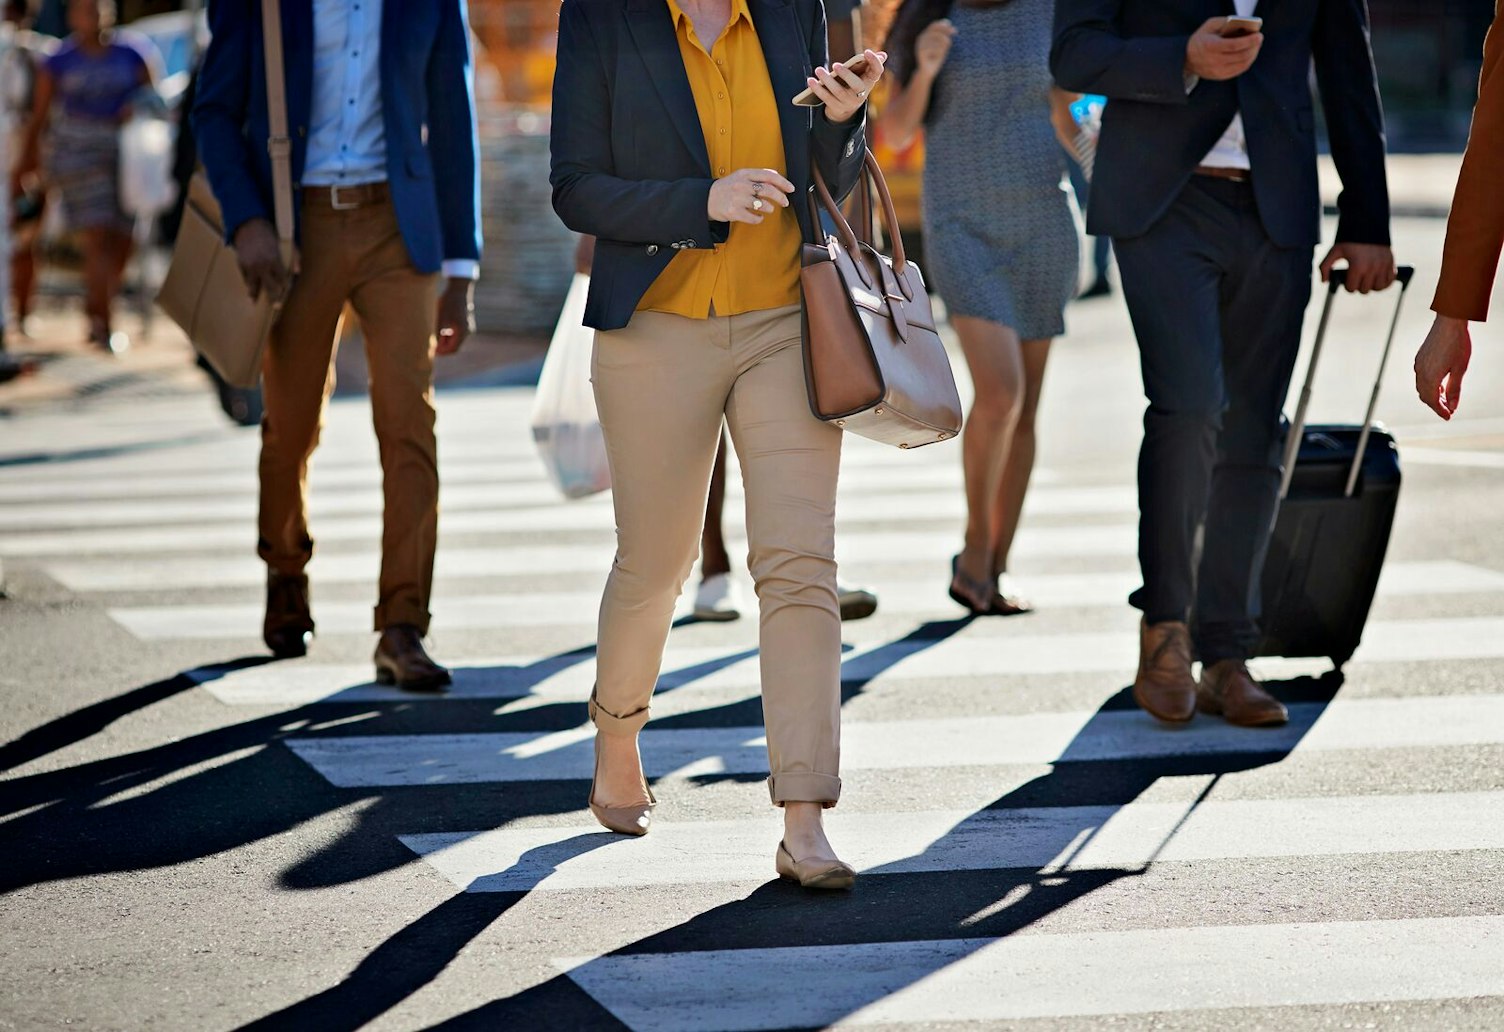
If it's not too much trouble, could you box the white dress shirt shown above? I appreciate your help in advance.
[302,0,478,280]
[1198,0,1258,171]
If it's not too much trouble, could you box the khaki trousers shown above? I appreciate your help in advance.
[257,193,440,633]
[589,304,845,806]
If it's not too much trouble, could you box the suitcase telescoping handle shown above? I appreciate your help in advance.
[1278,265,1416,501]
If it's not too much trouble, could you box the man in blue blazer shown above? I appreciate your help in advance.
[194,0,482,689]
[1052,2,1395,726]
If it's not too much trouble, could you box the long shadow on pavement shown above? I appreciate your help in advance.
[434,673,1342,1030]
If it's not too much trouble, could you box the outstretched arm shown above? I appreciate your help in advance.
[1434,0,1504,323]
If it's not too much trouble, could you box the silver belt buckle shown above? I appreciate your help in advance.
[329,184,361,210]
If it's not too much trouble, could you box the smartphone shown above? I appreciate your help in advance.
[791,53,872,107]
[1219,16,1263,37]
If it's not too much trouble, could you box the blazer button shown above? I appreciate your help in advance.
[646,244,659,256]
[685,239,696,248]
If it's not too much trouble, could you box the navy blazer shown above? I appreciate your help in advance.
[551,0,869,331]
[192,0,482,275]
[1051,0,1390,250]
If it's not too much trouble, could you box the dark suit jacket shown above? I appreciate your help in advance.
[1051,0,1390,250]
[193,0,482,275]
[551,0,868,331]
[1435,0,1504,321]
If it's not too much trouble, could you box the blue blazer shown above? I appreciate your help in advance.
[192,0,482,275]
[551,0,869,331]
[1051,0,1390,250]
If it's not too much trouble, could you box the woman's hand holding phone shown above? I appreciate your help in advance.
[798,49,887,124]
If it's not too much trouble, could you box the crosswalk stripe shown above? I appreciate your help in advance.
[402,789,1504,892]
[0,480,1129,533]
[0,455,981,504]
[5,509,1138,559]
[556,915,1504,1029]
[282,692,1504,787]
[104,562,1504,642]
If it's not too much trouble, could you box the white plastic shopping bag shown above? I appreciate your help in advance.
[531,273,611,500]
[119,115,178,218]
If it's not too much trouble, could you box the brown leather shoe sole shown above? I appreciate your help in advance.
[1196,690,1289,727]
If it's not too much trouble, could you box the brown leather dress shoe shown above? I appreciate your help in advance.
[264,571,314,658]
[374,624,452,693]
[1197,659,1289,727]
[1133,618,1197,725]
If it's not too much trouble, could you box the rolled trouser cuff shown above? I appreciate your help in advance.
[768,771,841,807]
[589,690,651,735]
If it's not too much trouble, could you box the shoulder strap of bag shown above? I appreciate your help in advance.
[260,0,295,270]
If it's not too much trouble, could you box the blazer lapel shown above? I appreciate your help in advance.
[748,0,811,184]
[625,0,712,172]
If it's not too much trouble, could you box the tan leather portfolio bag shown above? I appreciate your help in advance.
[800,150,963,449]
[158,0,294,389]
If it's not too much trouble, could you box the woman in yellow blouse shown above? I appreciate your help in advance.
[551,0,882,889]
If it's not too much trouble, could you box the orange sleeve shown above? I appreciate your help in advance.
[1435,0,1504,322]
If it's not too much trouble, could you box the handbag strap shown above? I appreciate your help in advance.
[260,0,295,269]
[811,151,909,274]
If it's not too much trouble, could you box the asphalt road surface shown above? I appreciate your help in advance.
[3,217,1503,1031]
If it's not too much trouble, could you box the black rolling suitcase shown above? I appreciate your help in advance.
[1255,265,1415,669]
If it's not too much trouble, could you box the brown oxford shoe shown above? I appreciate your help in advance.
[1197,659,1289,727]
[1133,618,1197,725]
[374,624,452,693]
[264,571,314,658]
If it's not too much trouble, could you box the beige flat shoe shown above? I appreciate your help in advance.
[588,733,656,836]
[775,841,856,891]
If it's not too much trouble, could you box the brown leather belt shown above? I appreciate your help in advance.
[1194,165,1251,183]
[301,181,390,209]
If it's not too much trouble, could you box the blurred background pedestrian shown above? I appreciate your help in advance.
[17,0,154,353]
[879,0,1080,616]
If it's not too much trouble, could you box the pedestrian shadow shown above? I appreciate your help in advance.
[0,620,938,896]
[236,834,616,1032]
[0,656,272,773]
[437,671,1343,1030]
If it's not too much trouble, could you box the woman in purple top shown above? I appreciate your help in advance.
[19,0,152,351]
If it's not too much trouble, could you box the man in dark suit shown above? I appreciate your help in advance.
[195,0,482,689]
[1052,2,1395,726]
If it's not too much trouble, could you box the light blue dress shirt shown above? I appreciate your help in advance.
[303,0,478,280]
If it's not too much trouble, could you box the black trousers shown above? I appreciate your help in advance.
[1114,176,1314,663]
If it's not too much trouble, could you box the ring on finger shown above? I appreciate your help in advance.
[752,181,763,196]
[751,198,764,212]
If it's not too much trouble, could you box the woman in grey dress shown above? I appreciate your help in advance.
[879,0,1080,614]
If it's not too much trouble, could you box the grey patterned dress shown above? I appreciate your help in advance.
[921,0,1078,338]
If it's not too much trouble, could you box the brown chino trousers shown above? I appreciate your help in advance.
[258,190,440,633]
[589,304,845,806]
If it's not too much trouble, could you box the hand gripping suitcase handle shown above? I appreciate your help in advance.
[1278,265,1415,501]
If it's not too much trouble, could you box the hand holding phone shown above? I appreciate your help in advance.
[792,53,871,107]
[1219,16,1263,38]
[1186,15,1263,81]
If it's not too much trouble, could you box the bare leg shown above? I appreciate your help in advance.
[783,800,837,862]
[700,428,733,579]
[81,227,112,340]
[990,338,1053,582]
[953,315,1024,609]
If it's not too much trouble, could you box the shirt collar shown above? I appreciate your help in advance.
[665,0,753,31]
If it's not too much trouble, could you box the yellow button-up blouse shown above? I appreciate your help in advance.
[636,0,804,318]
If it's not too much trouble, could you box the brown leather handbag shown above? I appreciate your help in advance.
[157,0,295,389]
[800,150,963,449]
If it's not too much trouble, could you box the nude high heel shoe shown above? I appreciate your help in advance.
[776,841,856,890]
[588,733,656,836]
